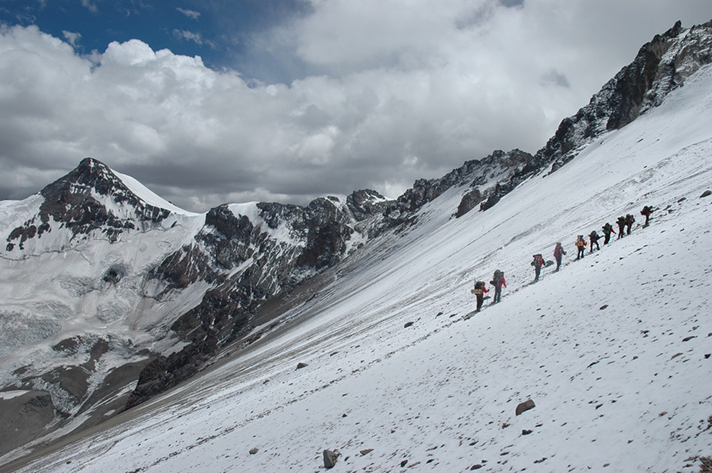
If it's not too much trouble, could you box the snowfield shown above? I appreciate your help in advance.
[3,67,712,473]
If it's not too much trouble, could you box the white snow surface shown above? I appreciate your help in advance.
[4,66,712,472]
[112,170,199,217]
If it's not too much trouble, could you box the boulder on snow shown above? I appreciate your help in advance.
[249,447,259,454]
[455,188,483,217]
[516,399,536,416]
[296,362,308,370]
[701,190,712,198]
[323,449,338,468]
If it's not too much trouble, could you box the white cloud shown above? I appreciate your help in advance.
[173,30,217,49]
[62,31,81,47]
[81,0,98,13]
[177,8,201,20]
[0,1,711,211]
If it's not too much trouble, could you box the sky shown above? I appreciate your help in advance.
[0,0,711,212]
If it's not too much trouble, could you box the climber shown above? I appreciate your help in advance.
[553,242,566,272]
[575,235,586,260]
[531,254,545,282]
[490,270,506,304]
[472,280,489,312]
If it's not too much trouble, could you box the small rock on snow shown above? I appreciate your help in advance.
[516,399,536,416]
[323,449,338,469]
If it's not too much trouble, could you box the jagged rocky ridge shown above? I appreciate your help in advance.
[0,19,710,456]
[471,20,712,211]
[539,20,712,172]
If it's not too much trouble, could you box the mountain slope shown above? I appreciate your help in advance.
[1,20,711,470]
[3,42,712,473]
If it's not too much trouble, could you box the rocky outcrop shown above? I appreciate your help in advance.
[455,189,483,217]
[540,20,712,171]
[395,149,534,216]
[466,21,712,213]
[128,196,365,408]
[346,189,389,221]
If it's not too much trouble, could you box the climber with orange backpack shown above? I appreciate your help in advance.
[575,235,586,260]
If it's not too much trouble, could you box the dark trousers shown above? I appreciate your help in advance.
[534,266,541,281]
[603,233,611,244]
[494,287,502,303]
[618,225,625,238]
[476,294,484,311]
[577,246,585,259]
[555,256,562,271]
[590,240,599,252]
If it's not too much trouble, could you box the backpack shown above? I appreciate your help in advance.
[589,231,599,240]
[492,270,502,284]
[473,281,484,294]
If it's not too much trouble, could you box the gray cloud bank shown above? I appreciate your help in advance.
[1,0,710,211]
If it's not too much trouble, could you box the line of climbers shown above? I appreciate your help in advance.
[471,205,655,312]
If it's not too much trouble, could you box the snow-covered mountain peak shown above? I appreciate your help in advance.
[3,158,191,256]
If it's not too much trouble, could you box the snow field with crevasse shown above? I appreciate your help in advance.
[6,66,712,472]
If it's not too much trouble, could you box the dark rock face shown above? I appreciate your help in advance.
[150,243,217,290]
[455,189,482,218]
[346,189,388,221]
[397,149,534,216]
[6,158,171,250]
[129,196,363,408]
